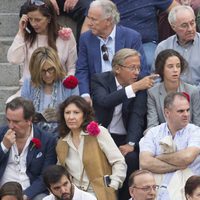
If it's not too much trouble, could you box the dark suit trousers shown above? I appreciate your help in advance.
[111,134,139,200]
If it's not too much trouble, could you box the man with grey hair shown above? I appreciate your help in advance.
[91,48,157,200]
[75,0,148,105]
[140,92,200,200]
[153,5,200,87]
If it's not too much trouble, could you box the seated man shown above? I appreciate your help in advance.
[76,0,148,105]
[91,48,157,200]
[154,5,200,87]
[128,170,158,200]
[0,97,57,200]
[42,165,97,200]
[140,92,200,200]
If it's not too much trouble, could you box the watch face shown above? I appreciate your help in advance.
[128,142,135,146]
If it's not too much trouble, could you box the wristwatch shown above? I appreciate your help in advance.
[128,142,135,147]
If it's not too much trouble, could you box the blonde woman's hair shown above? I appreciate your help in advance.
[29,46,66,87]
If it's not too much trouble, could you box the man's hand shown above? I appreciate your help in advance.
[64,0,79,12]
[50,0,60,15]
[3,129,16,149]
[83,96,93,107]
[119,144,134,156]
[131,74,159,92]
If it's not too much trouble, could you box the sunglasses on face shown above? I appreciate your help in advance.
[101,44,109,61]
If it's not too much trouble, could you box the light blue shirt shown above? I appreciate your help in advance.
[140,123,200,200]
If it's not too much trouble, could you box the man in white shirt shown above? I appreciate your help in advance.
[128,170,157,200]
[43,165,97,200]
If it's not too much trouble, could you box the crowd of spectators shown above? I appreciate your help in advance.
[1,0,200,200]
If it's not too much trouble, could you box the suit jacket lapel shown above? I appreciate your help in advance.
[108,72,117,93]
[115,26,124,52]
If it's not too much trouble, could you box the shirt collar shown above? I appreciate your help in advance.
[97,25,116,43]
[175,33,196,47]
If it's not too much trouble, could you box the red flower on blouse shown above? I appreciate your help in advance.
[31,138,41,150]
[182,92,190,103]
[63,75,78,89]
[86,121,100,136]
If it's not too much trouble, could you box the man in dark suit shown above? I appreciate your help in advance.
[91,48,158,200]
[0,97,57,200]
[75,0,149,105]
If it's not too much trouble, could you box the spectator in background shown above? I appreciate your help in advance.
[21,46,79,136]
[7,0,77,86]
[147,49,200,129]
[111,0,178,72]
[75,0,148,105]
[128,170,158,200]
[154,5,200,87]
[42,165,96,200]
[0,97,57,200]
[185,175,200,200]
[140,92,200,200]
[0,182,23,200]
[91,48,158,200]
[56,96,127,200]
[49,0,92,42]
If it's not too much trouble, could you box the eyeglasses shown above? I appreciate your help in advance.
[41,67,55,75]
[132,185,159,192]
[101,44,109,61]
[119,64,141,72]
[30,0,45,6]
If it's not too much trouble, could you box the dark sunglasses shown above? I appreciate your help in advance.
[101,44,109,61]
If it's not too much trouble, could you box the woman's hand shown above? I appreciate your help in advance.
[64,0,79,12]
[42,108,58,122]
[50,0,60,15]
[18,14,29,36]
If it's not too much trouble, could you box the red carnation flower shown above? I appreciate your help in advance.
[63,75,78,89]
[58,27,72,40]
[31,138,41,150]
[86,121,100,136]
[182,92,190,103]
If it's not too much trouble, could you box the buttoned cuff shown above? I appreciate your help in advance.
[109,179,120,190]
[125,85,136,98]
[1,142,9,153]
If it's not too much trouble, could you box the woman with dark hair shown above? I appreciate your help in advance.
[21,46,78,135]
[185,175,200,200]
[7,0,77,85]
[0,182,23,200]
[147,49,200,128]
[56,95,127,200]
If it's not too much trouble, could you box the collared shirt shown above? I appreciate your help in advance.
[42,185,97,200]
[139,123,200,200]
[61,126,126,194]
[0,127,34,189]
[98,26,116,73]
[108,77,135,135]
[154,33,200,87]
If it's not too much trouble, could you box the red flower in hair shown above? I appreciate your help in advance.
[63,75,78,89]
[31,138,41,150]
[86,121,100,136]
[182,92,190,103]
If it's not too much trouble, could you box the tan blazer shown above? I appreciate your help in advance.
[56,135,117,200]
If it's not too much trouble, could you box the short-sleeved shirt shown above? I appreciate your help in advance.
[112,0,173,43]
[140,123,200,200]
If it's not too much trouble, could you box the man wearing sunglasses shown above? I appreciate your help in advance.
[75,0,148,106]
[128,170,157,200]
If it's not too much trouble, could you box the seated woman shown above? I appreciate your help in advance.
[56,96,127,200]
[0,182,23,200]
[147,49,200,128]
[21,46,79,135]
[185,175,200,200]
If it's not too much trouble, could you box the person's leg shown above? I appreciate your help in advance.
[32,193,47,200]
[142,42,157,73]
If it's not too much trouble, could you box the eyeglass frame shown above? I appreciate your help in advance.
[131,185,159,192]
[101,44,109,61]
[118,64,141,72]
[41,66,55,75]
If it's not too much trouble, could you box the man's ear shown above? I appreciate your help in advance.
[164,108,169,118]
[171,23,176,32]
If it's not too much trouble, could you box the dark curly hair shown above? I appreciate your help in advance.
[58,96,94,138]
[155,49,188,81]
[21,0,59,50]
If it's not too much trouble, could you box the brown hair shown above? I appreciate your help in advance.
[185,175,200,199]
[58,96,94,138]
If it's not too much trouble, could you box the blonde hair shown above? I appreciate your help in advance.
[29,46,66,87]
